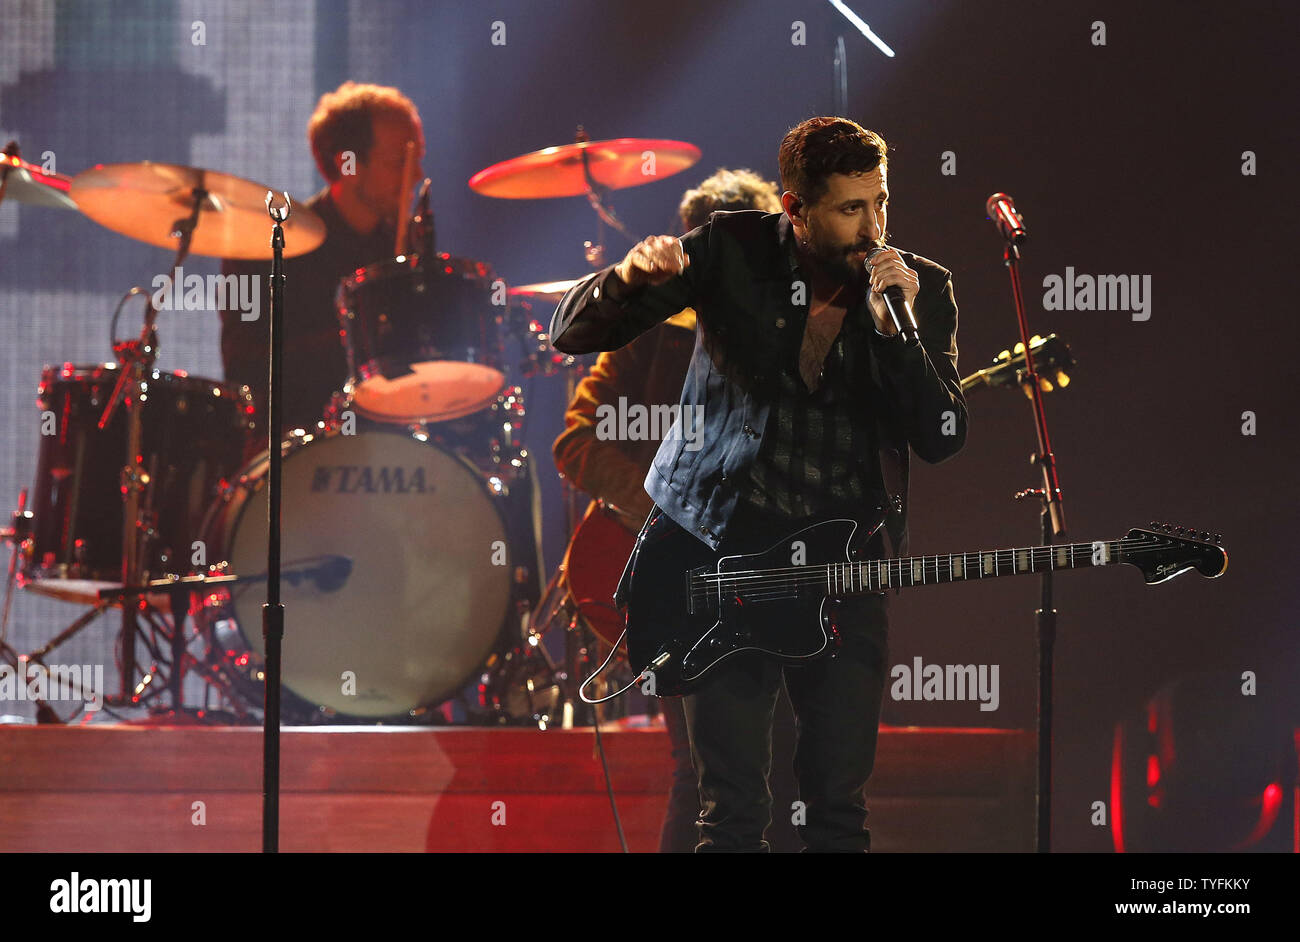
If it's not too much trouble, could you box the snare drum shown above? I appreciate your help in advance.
[337,254,507,424]
[20,363,252,604]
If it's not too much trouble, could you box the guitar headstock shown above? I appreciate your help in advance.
[972,334,1075,392]
[1125,523,1228,584]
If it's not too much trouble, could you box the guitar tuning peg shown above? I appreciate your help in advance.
[1014,342,1025,354]
[1055,369,1070,388]
[1200,531,1210,541]
[1174,525,1185,535]
[1149,521,1159,529]
[1039,376,1053,392]
[996,349,1010,362]
[1214,534,1223,544]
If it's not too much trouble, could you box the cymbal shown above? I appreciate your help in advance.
[508,278,581,303]
[0,153,77,210]
[469,138,701,199]
[70,161,326,259]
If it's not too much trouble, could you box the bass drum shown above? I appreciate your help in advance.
[201,418,538,721]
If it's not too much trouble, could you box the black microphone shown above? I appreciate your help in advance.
[985,192,1027,245]
[865,246,920,345]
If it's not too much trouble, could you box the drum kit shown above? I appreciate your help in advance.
[0,130,702,727]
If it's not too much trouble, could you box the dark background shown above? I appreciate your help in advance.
[1,0,1296,850]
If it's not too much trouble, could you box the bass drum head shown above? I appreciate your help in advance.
[223,428,511,717]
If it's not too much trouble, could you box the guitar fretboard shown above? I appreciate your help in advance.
[822,539,1125,595]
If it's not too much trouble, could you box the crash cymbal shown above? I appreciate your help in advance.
[71,161,325,259]
[469,138,701,199]
[507,278,581,302]
[0,152,77,210]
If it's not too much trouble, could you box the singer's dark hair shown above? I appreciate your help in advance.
[308,81,422,182]
[778,117,888,206]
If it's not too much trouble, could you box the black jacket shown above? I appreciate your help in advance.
[550,210,967,555]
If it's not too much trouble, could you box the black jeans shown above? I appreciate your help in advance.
[664,500,891,852]
[659,679,803,853]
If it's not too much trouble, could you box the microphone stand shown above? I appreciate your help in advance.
[262,192,290,853]
[996,231,1067,853]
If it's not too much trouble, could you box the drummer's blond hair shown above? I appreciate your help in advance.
[678,168,782,232]
[309,81,422,181]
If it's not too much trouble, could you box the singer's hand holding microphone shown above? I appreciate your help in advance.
[866,246,920,342]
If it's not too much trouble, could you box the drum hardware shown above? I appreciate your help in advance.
[495,284,591,534]
[0,141,77,211]
[477,634,563,729]
[0,490,32,652]
[94,573,251,723]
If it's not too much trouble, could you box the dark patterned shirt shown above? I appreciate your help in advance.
[737,310,882,521]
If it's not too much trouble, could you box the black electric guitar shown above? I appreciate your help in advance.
[622,513,1227,696]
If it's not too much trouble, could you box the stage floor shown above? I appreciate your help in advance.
[0,722,1032,852]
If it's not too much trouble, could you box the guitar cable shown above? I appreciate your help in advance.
[574,626,637,853]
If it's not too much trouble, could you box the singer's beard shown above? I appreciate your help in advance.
[803,228,881,287]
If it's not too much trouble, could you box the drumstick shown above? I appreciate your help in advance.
[394,139,416,256]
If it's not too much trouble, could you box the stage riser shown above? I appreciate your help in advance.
[0,726,1032,852]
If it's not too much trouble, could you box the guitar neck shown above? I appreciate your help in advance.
[826,538,1127,596]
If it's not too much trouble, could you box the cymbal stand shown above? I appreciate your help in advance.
[97,573,241,720]
[575,126,636,271]
[0,140,17,209]
[95,174,206,701]
[0,493,114,721]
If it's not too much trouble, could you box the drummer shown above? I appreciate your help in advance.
[219,80,425,452]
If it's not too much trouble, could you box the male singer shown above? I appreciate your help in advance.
[550,117,968,851]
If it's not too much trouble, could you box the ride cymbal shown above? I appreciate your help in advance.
[469,138,700,199]
[71,161,325,259]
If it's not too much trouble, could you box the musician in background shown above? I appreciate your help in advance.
[553,168,798,852]
[219,81,425,452]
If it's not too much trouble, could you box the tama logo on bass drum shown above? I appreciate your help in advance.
[310,465,433,494]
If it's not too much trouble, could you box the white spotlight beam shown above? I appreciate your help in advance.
[827,0,896,57]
